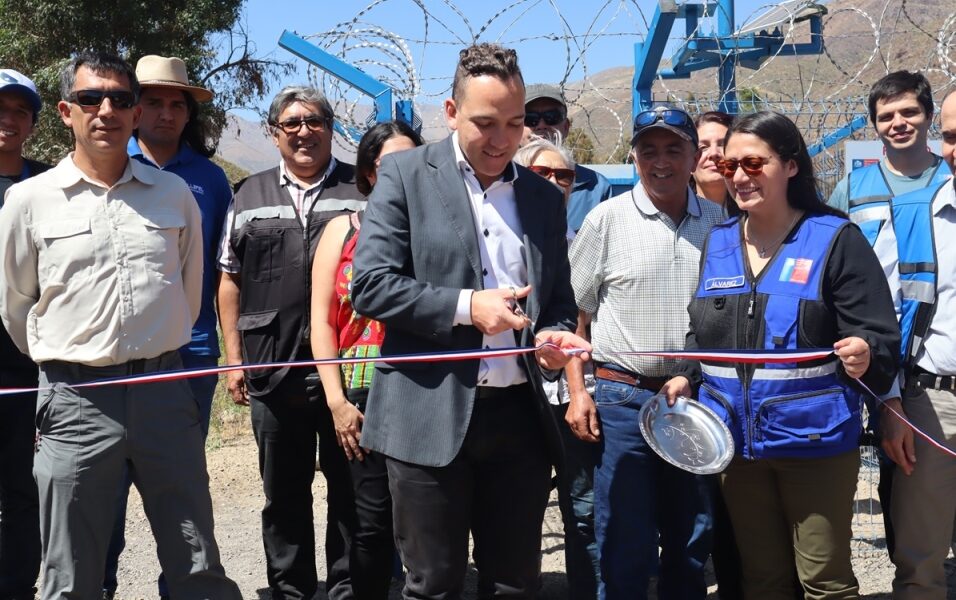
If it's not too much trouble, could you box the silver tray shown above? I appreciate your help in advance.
[639,395,735,475]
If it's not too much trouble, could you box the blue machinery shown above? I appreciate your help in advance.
[277,30,416,140]
[277,1,867,160]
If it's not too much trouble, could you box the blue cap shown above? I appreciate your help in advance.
[0,69,42,116]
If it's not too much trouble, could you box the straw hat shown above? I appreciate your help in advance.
[135,55,213,102]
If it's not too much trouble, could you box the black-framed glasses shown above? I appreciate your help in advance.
[275,116,331,135]
[633,108,693,129]
[713,155,773,178]
[68,89,137,110]
[524,110,565,128]
[528,164,575,187]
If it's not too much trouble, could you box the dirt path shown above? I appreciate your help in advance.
[110,436,954,599]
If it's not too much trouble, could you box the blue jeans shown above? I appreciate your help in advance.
[553,403,601,600]
[102,352,218,596]
[593,377,712,600]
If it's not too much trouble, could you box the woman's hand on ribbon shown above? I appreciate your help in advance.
[328,395,366,461]
[833,336,871,379]
[534,331,592,370]
[881,397,916,476]
[660,376,692,407]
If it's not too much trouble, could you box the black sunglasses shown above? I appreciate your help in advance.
[68,89,137,110]
[524,110,565,128]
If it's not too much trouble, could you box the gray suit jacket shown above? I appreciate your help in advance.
[351,136,578,467]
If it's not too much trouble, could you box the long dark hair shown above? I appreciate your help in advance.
[181,93,216,158]
[355,120,425,195]
[726,111,843,217]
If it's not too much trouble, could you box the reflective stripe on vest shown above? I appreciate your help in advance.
[695,214,861,459]
[849,159,949,247]
[889,181,943,368]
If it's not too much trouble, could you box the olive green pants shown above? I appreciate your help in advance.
[721,449,861,600]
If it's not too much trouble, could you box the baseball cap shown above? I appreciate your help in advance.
[0,69,42,116]
[525,83,566,108]
[630,105,698,147]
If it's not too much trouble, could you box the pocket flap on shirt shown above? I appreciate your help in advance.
[36,218,92,239]
[236,309,279,331]
[139,211,186,230]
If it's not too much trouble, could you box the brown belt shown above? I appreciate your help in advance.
[595,366,668,391]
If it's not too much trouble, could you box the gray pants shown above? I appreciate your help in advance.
[35,351,241,600]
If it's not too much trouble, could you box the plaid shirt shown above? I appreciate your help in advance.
[569,186,724,377]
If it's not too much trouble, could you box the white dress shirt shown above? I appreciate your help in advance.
[449,132,528,388]
[875,179,956,376]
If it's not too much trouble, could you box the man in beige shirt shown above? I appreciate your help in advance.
[0,51,240,600]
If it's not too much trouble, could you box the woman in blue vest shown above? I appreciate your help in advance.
[662,111,900,599]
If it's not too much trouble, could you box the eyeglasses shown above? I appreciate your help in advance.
[528,164,575,187]
[275,116,331,135]
[68,89,137,110]
[713,155,772,178]
[524,110,565,128]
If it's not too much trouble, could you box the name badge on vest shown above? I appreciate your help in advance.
[779,258,813,285]
[704,275,745,291]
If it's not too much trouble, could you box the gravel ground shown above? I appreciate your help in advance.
[105,437,956,599]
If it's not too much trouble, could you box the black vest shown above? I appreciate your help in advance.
[230,162,365,396]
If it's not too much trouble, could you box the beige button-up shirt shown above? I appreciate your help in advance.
[0,155,203,366]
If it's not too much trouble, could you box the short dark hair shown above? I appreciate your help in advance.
[451,43,523,101]
[355,120,424,195]
[60,51,139,101]
[727,111,843,218]
[695,110,734,129]
[867,70,933,126]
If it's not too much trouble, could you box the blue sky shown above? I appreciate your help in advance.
[234,0,788,117]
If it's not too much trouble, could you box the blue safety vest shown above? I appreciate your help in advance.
[847,159,949,246]
[694,214,862,460]
[888,181,945,373]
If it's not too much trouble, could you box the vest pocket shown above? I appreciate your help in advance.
[700,383,737,427]
[756,387,854,452]
[237,309,279,379]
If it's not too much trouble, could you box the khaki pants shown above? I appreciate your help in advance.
[721,450,860,600]
[891,384,956,600]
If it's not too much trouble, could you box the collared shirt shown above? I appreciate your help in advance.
[874,179,956,376]
[128,137,232,357]
[216,158,338,273]
[570,184,724,377]
[449,131,528,388]
[0,155,203,366]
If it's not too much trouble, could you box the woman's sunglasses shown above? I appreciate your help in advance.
[713,155,772,178]
[528,165,575,187]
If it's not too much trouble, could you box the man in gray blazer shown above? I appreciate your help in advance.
[352,43,590,598]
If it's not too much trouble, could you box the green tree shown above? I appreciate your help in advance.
[565,127,596,164]
[0,0,293,162]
